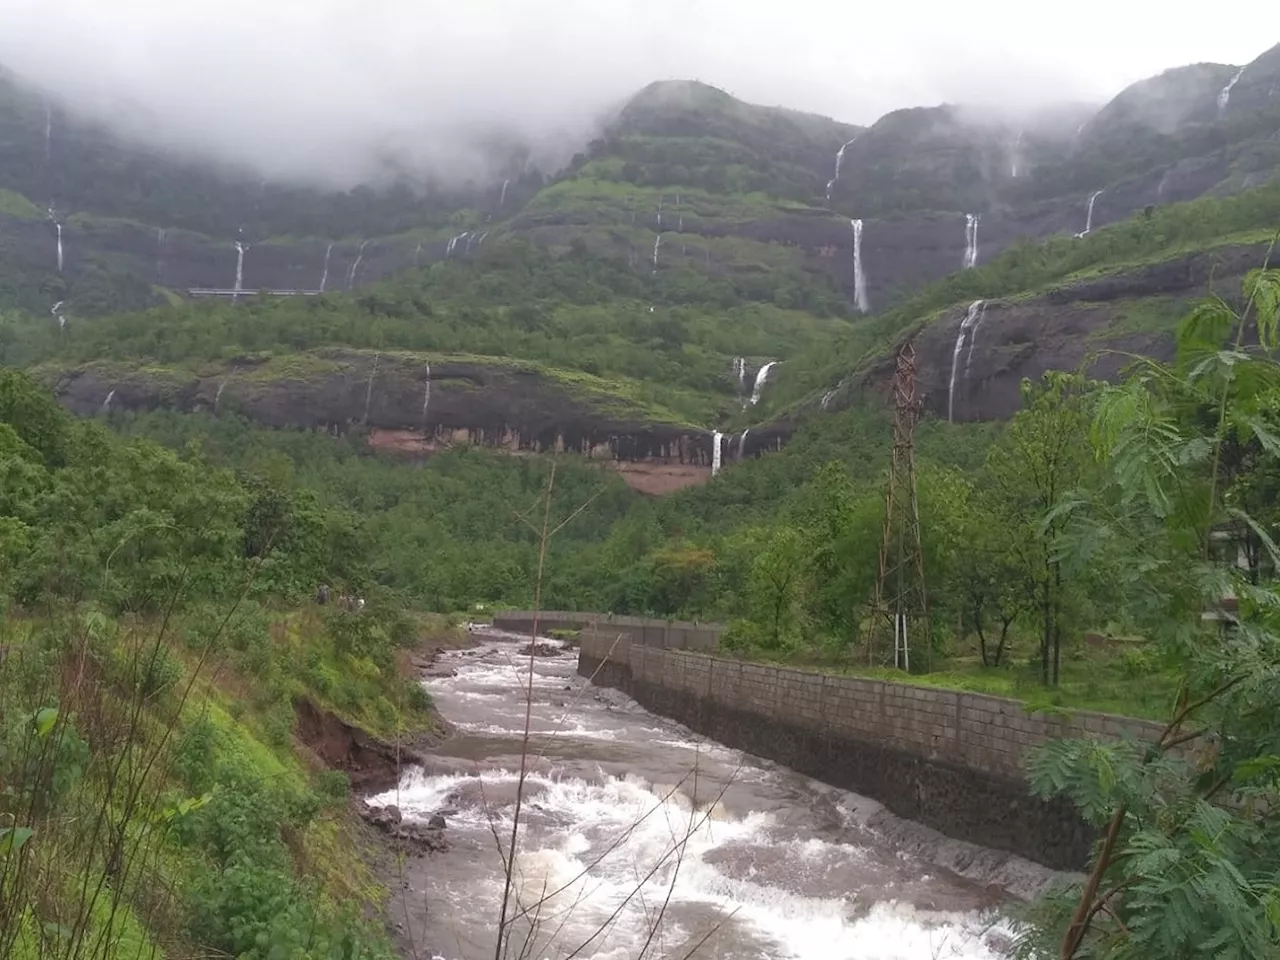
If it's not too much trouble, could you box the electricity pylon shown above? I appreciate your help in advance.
[866,340,930,671]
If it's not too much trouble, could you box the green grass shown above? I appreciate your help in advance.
[0,187,44,220]
[732,635,1180,721]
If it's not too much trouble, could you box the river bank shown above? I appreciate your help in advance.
[371,624,1065,960]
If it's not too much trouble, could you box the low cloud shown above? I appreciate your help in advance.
[0,0,1266,189]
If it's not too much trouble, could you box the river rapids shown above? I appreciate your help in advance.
[372,627,1060,959]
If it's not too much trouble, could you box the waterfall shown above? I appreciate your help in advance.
[821,388,836,410]
[750,361,777,406]
[656,198,663,230]
[363,353,380,425]
[948,300,986,422]
[825,137,858,203]
[421,361,432,429]
[214,379,229,413]
[678,215,683,232]
[51,300,66,331]
[445,233,469,258]
[101,389,115,413]
[652,234,662,271]
[1218,66,1246,117]
[348,240,369,287]
[732,357,746,393]
[55,222,63,274]
[233,241,247,298]
[319,242,334,292]
[851,219,869,313]
[499,179,509,207]
[1075,190,1103,238]
[737,428,750,459]
[963,214,980,269]
[474,231,488,248]
[964,302,988,377]
[711,431,723,476]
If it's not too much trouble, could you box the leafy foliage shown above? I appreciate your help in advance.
[1013,268,1280,958]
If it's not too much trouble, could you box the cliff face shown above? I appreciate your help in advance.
[860,243,1267,422]
[40,351,730,493]
[0,212,481,298]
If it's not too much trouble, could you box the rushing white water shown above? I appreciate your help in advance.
[319,242,334,292]
[155,228,167,282]
[55,222,63,274]
[656,198,663,230]
[732,357,747,393]
[825,137,858,203]
[851,219,870,313]
[348,239,369,286]
[499,178,510,207]
[711,430,724,476]
[378,632,1039,960]
[963,214,980,270]
[446,233,470,259]
[101,389,115,413]
[948,300,987,422]
[474,231,489,249]
[737,427,750,459]
[750,361,778,406]
[233,241,247,297]
[652,234,662,271]
[1218,66,1247,117]
[1074,190,1103,238]
[51,300,66,331]
[821,389,836,410]
[421,361,432,429]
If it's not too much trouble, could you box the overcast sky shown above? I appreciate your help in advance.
[0,0,1271,187]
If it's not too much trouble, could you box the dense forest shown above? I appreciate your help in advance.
[0,369,439,960]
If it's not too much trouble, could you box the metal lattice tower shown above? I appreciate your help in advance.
[867,341,930,671]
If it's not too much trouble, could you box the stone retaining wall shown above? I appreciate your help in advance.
[576,630,1166,870]
[491,610,723,651]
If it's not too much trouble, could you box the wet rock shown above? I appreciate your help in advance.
[394,819,450,855]
[518,641,561,657]
[361,802,403,830]
[364,803,450,855]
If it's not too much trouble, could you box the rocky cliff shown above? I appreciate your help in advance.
[855,243,1268,422]
[37,350,732,493]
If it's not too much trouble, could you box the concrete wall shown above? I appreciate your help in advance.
[576,630,1167,871]
[490,610,724,651]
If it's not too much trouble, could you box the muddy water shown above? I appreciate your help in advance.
[374,628,1060,960]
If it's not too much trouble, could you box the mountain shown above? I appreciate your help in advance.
[2,43,1280,495]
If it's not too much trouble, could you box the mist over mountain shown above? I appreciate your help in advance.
[0,0,1267,190]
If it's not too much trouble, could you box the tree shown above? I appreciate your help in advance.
[985,372,1096,686]
[957,501,1030,668]
[734,526,808,650]
[1019,266,1280,958]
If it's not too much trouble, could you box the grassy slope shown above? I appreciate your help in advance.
[1,605,455,960]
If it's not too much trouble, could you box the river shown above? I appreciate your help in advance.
[373,627,1060,960]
